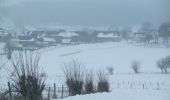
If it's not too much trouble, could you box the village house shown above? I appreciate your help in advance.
[133,32,145,42]
[96,30,121,42]
[57,31,79,45]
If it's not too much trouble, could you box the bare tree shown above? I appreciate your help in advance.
[107,66,114,75]
[121,26,132,41]
[157,56,170,74]
[63,60,84,96]
[158,22,170,44]
[157,58,165,73]
[10,51,46,100]
[141,22,154,44]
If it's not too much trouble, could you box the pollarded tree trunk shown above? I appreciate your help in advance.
[161,68,164,74]
[164,68,168,74]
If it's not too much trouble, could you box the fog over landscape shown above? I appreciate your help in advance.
[0,0,170,100]
[1,0,170,28]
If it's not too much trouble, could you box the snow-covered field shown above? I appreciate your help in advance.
[40,42,170,100]
[59,89,170,100]
[1,42,170,99]
[38,42,170,84]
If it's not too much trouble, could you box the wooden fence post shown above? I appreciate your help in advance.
[48,86,51,100]
[52,83,57,99]
[130,83,133,89]
[142,84,145,89]
[68,87,70,96]
[150,82,152,86]
[8,82,12,100]
[117,83,120,88]
[157,82,160,90]
[62,85,64,99]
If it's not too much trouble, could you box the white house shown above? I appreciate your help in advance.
[97,33,120,42]
[58,31,79,38]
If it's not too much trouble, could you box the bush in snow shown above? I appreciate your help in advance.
[157,58,166,73]
[131,60,141,74]
[10,51,46,100]
[97,71,109,92]
[107,66,114,75]
[84,71,95,94]
[63,60,84,96]
[157,56,170,74]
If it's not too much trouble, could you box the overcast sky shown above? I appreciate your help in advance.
[1,0,170,28]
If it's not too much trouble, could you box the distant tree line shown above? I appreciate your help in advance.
[120,22,170,44]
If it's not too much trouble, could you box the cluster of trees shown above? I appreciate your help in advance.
[130,57,170,74]
[63,60,110,96]
[120,22,170,44]
[141,22,170,44]
[158,22,170,43]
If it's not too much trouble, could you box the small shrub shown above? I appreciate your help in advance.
[63,60,84,96]
[10,51,46,100]
[131,61,141,73]
[97,71,109,92]
[84,71,95,94]
[107,66,114,75]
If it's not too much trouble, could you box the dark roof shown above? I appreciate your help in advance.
[18,36,33,40]
[32,30,45,34]
[134,32,145,35]
[0,28,4,32]
[46,30,62,35]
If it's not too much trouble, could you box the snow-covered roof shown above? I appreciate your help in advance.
[58,32,79,37]
[0,32,8,36]
[17,38,35,42]
[134,32,145,37]
[97,33,119,38]
[62,39,71,43]
[25,26,37,31]
[44,37,56,42]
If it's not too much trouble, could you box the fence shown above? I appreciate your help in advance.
[1,81,170,100]
[110,81,170,90]
[44,81,170,99]
[44,84,69,100]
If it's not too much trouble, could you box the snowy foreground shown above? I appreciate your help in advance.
[41,42,170,100]
[57,89,170,100]
[1,42,170,100]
